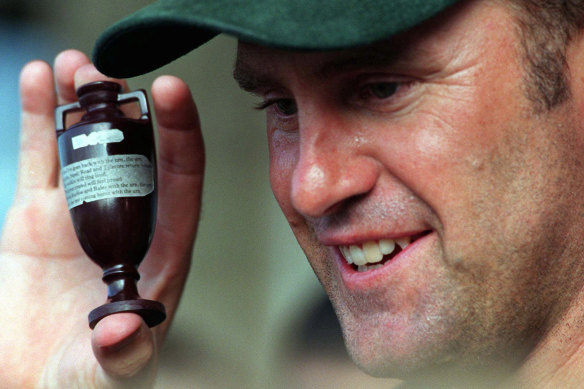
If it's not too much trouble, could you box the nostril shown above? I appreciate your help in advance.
[322,193,366,215]
[320,202,344,216]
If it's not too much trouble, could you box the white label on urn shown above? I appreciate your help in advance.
[61,154,154,209]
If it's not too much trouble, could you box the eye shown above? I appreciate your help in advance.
[274,99,298,116]
[369,82,399,99]
[255,98,298,116]
[364,82,399,100]
[351,77,417,113]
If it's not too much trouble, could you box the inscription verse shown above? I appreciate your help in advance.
[62,154,154,209]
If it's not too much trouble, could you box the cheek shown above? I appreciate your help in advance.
[381,116,487,218]
[268,131,328,275]
[268,131,300,220]
[383,85,516,226]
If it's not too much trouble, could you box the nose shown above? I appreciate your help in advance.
[290,116,379,218]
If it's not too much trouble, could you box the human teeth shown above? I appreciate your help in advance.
[340,239,397,266]
[358,264,384,272]
[379,239,395,255]
[363,241,383,263]
[349,245,367,266]
[340,246,352,264]
[340,236,415,269]
[396,237,411,250]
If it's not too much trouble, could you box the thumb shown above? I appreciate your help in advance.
[92,313,158,386]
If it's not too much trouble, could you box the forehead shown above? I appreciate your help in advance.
[233,0,503,92]
[234,41,437,95]
[234,44,388,93]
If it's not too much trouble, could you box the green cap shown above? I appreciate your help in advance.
[93,0,462,78]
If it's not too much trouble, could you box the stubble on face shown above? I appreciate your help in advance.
[338,12,577,382]
[319,103,584,382]
[236,0,584,382]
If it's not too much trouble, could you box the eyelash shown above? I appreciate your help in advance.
[254,100,280,111]
[254,79,416,115]
[353,79,415,108]
[254,98,297,117]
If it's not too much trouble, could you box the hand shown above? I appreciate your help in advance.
[0,49,204,387]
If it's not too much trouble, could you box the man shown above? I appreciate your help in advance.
[3,0,584,387]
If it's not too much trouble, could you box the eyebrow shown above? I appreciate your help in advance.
[316,49,404,79]
[233,39,439,94]
[232,60,271,94]
[233,47,401,93]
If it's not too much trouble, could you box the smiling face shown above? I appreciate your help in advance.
[235,0,584,380]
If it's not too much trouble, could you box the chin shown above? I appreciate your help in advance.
[347,347,439,380]
[338,314,461,381]
[344,325,520,387]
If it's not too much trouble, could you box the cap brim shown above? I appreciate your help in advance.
[93,0,461,78]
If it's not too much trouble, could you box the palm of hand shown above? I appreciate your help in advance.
[0,181,107,385]
[0,50,204,387]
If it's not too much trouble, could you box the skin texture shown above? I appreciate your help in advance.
[235,0,584,385]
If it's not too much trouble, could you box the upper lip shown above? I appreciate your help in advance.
[318,230,430,247]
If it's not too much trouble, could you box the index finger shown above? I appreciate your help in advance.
[17,60,60,192]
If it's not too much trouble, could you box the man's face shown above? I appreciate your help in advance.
[236,0,584,378]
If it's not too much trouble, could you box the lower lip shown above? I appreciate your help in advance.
[335,232,433,289]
